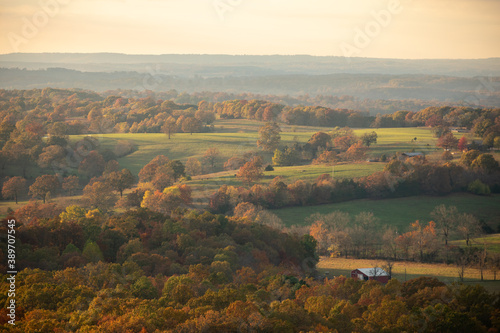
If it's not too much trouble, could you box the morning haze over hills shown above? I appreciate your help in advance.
[1,53,500,76]
[1,53,499,109]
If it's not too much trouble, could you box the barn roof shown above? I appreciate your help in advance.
[356,267,389,277]
[402,152,423,157]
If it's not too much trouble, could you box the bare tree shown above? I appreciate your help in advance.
[488,253,500,281]
[203,147,220,172]
[476,247,487,281]
[430,204,459,246]
[382,260,396,279]
[457,213,483,246]
[382,227,399,260]
[456,250,471,282]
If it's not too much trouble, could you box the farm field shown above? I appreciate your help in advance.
[185,162,386,192]
[450,234,500,253]
[271,193,500,231]
[317,257,500,293]
[71,122,444,176]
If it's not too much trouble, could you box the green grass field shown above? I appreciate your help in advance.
[71,122,443,176]
[354,127,441,158]
[271,193,500,231]
[450,234,500,253]
[74,132,263,176]
[185,162,386,191]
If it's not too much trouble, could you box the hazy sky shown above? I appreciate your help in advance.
[1,0,499,59]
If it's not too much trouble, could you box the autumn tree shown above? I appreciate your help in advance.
[233,202,261,222]
[236,156,264,185]
[82,181,117,210]
[2,141,34,177]
[309,221,331,255]
[312,150,338,165]
[181,117,202,135]
[361,131,378,147]
[460,150,481,167]
[257,122,281,152]
[203,147,220,172]
[185,157,202,176]
[37,145,67,169]
[471,153,499,173]
[333,134,358,151]
[78,150,106,180]
[2,176,27,204]
[29,175,60,203]
[161,116,177,139]
[138,155,170,183]
[409,220,439,262]
[141,185,192,214]
[151,165,175,191]
[437,132,458,151]
[106,169,135,197]
[342,141,367,161]
[224,156,246,171]
[272,146,300,166]
[195,109,216,125]
[62,175,80,196]
[306,132,331,153]
[458,136,467,152]
[494,136,500,149]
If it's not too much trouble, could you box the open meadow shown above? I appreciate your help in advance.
[271,193,500,231]
[450,234,500,253]
[185,162,386,194]
[71,121,448,176]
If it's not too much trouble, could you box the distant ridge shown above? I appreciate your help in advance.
[1,53,499,77]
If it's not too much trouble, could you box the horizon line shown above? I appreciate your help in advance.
[0,52,499,62]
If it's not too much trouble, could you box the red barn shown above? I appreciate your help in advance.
[351,267,390,283]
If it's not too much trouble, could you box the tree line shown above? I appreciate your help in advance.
[209,152,500,213]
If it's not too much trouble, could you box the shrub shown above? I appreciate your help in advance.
[467,179,491,195]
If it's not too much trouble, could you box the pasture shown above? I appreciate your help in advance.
[71,121,443,176]
[271,193,500,231]
[450,234,500,253]
[185,162,386,191]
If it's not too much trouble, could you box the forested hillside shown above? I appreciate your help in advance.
[1,68,499,109]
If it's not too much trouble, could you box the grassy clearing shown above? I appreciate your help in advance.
[354,127,444,158]
[270,163,385,182]
[73,132,262,176]
[450,234,500,253]
[317,256,500,293]
[185,162,385,192]
[271,193,500,231]
[70,123,441,176]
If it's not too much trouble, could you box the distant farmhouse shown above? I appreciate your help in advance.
[351,267,390,283]
[400,152,424,160]
[450,127,469,133]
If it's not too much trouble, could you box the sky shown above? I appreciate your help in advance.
[0,0,499,59]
